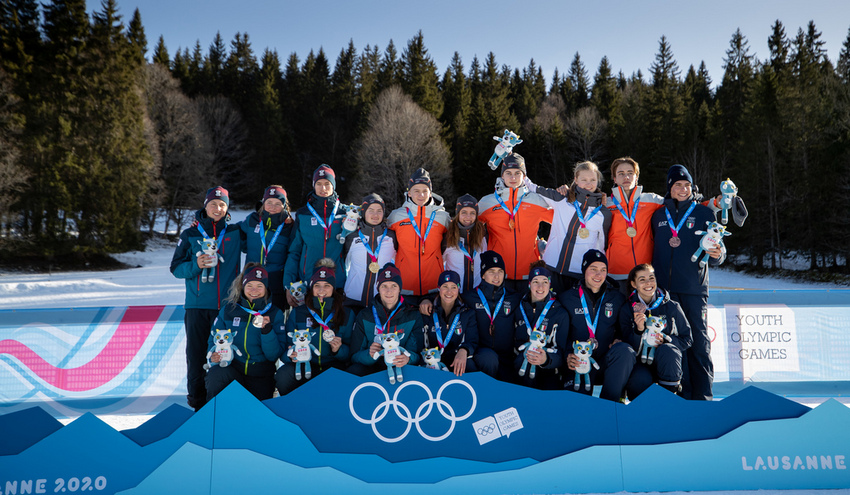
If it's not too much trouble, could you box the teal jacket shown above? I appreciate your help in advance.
[280,295,354,369]
[283,193,347,287]
[209,297,286,376]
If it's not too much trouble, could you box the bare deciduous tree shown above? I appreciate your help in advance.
[565,106,608,164]
[195,95,253,198]
[352,86,451,208]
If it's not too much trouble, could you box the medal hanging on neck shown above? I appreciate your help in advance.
[239,302,272,328]
[372,298,402,343]
[495,187,526,230]
[359,229,386,274]
[432,311,461,350]
[307,200,339,241]
[196,222,228,258]
[665,202,697,248]
[260,218,284,264]
[406,207,436,255]
[578,286,604,347]
[612,190,641,238]
[519,297,555,336]
[307,307,336,342]
[477,288,504,335]
[573,200,603,240]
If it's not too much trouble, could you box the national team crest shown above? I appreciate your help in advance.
[686,217,696,229]
[605,303,613,318]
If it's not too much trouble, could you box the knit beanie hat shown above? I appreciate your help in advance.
[456,194,479,215]
[262,185,287,206]
[309,264,336,289]
[528,265,551,282]
[501,153,527,176]
[666,164,693,195]
[376,263,403,290]
[313,164,337,190]
[204,186,230,207]
[438,270,461,288]
[581,249,608,275]
[480,250,506,277]
[360,193,386,216]
[408,168,432,191]
[242,265,269,291]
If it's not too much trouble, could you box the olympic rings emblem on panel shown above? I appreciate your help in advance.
[477,423,497,436]
[348,380,477,443]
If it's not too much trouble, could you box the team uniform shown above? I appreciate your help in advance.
[421,297,479,371]
[462,279,522,381]
[513,293,569,390]
[283,193,347,289]
[605,186,664,284]
[343,220,397,310]
[240,209,293,309]
[347,296,425,376]
[387,195,450,299]
[442,225,487,293]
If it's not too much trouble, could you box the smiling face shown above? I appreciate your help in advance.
[314,179,333,198]
[584,261,608,292]
[528,275,551,302]
[614,163,638,191]
[263,198,284,214]
[408,184,431,206]
[630,267,657,301]
[205,199,228,222]
[670,180,692,202]
[457,207,477,228]
[575,169,599,193]
[378,281,400,307]
[363,203,384,226]
[439,281,459,307]
[501,168,524,189]
[312,280,334,300]
[243,280,266,301]
[482,267,505,287]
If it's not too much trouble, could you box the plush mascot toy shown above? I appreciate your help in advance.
[288,329,320,380]
[692,221,731,267]
[719,178,738,225]
[204,328,242,370]
[517,328,553,379]
[339,204,360,244]
[288,281,307,305]
[572,340,599,391]
[488,129,523,170]
[422,347,450,371]
[638,315,672,365]
[196,237,224,283]
[372,330,411,385]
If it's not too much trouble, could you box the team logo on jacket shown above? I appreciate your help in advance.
[686,217,696,229]
[503,302,511,314]
[311,217,318,226]
[306,317,313,327]
[605,303,614,318]
[232,317,241,326]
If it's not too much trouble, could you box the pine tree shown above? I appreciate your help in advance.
[378,39,402,91]
[564,52,590,113]
[400,31,443,118]
[645,36,684,189]
[152,35,169,67]
[440,52,472,197]
[126,8,146,64]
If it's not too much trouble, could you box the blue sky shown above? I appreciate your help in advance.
[108,0,849,87]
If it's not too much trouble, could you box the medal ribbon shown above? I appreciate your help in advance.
[432,311,462,350]
[518,297,555,334]
[372,297,404,335]
[307,307,335,332]
[578,286,605,340]
[358,229,387,263]
[572,200,603,229]
[307,200,340,240]
[611,190,641,228]
[458,237,475,262]
[260,218,285,264]
[405,207,436,250]
[238,301,272,320]
[495,188,527,225]
[476,288,505,334]
[664,201,697,239]
[197,222,228,254]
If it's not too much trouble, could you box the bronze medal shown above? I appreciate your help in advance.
[508,218,515,230]
[626,226,637,238]
[578,227,590,239]
[669,236,681,248]
[369,262,379,273]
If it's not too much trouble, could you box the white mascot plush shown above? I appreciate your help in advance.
[572,340,599,391]
[692,221,731,267]
[196,237,224,283]
[421,347,450,372]
[204,328,242,370]
[288,281,306,305]
[339,204,360,243]
[517,328,554,380]
[288,329,321,380]
[719,178,738,225]
[638,315,672,365]
[488,129,523,170]
[372,330,411,385]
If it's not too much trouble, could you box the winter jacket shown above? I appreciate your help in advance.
[342,221,397,306]
[619,288,693,353]
[387,194,450,296]
[513,293,570,370]
[349,297,425,366]
[527,180,612,279]
[280,295,354,369]
[651,197,724,297]
[605,186,665,279]
[240,209,294,292]
[559,281,628,366]
[478,184,552,281]
[170,209,244,310]
[421,297,479,364]
[442,223,488,293]
[461,280,522,357]
[283,193,347,288]
[209,297,286,376]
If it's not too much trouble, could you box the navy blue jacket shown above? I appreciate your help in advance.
[558,281,628,366]
[461,280,522,357]
[619,288,693,353]
[513,293,570,370]
[421,297,479,364]
[350,297,425,366]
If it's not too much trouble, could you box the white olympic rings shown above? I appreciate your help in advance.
[348,379,477,443]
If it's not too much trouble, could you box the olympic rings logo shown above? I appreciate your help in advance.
[477,423,496,436]
[349,379,477,443]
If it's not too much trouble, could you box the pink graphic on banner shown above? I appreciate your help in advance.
[0,306,165,392]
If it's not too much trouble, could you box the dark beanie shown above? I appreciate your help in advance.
[501,153,527,176]
[309,264,336,289]
[376,263,403,290]
[242,265,269,290]
[480,250,506,277]
[262,185,287,205]
[456,193,479,215]
[408,168,432,191]
[204,186,230,207]
[581,249,608,275]
[313,164,337,190]
[528,265,551,282]
[360,193,386,215]
[666,164,693,194]
[438,270,461,287]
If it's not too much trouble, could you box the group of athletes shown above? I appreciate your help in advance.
[171,153,733,411]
